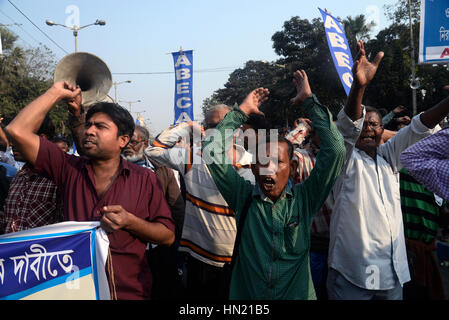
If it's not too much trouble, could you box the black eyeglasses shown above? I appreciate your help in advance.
[362,121,382,130]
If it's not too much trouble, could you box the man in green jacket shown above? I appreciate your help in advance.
[202,70,346,299]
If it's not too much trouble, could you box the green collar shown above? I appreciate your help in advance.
[252,182,293,204]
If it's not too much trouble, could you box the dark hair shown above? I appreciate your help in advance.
[37,116,56,140]
[365,106,383,124]
[86,102,135,138]
[378,108,388,118]
[257,133,294,161]
[52,137,70,145]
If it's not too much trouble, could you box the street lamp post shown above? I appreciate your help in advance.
[408,0,418,116]
[45,19,106,52]
[113,80,132,103]
[119,99,141,113]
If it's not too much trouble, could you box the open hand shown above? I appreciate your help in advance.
[290,70,312,106]
[396,116,411,125]
[352,40,384,88]
[239,87,269,116]
[392,105,407,115]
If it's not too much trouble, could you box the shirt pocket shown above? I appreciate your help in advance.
[284,219,305,254]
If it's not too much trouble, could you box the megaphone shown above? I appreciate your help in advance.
[54,52,112,107]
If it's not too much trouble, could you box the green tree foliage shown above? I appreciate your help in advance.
[0,26,69,136]
[385,0,420,25]
[203,60,294,129]
[203,16,349,128]
[344,14,372,52]
[364,0,449,114]
[203,0,449,128]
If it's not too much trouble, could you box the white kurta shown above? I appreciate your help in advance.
[328,107,438,290]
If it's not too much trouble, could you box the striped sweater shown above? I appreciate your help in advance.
[145,122,252,267]
[400,168,441,244]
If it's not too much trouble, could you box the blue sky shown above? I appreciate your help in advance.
[0,0,398,134]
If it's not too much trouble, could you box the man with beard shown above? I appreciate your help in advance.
[123,125,186,299]
[202,70,346,299]
[5,81,175,300]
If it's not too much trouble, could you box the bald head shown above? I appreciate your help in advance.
[204,104,231,129]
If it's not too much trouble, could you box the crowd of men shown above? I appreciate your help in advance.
[0,40,449,300]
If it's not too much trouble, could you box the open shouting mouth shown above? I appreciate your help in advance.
[261,176,276,192]
[359,135,375,143]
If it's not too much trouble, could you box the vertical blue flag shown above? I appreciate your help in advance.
[135,113,145,127]
[172,50,194,124]
[319,8,354,96]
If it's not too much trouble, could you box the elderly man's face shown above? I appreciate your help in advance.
[206,108,230,129]
[123,130,148,162]
[355,111,384,157]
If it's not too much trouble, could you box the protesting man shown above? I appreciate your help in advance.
[5,81,175,300]
[202,70,346,299]
[327,40,445,300]
[145,104,254,300]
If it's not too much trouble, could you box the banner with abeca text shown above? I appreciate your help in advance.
[172,49,194,124]
[319,8,354,96]
[419,0,449,64]
[0,222,110,300]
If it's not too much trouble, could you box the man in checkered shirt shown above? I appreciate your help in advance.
[401,121,449,202]
[0,116,64,234]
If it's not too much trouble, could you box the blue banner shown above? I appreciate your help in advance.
[0,222,110,300]
[135,113,145,127]
[172,50,194,124]
[319,8,354,96]
[419,0,449,64]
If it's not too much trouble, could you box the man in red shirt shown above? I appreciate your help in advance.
[5,81,175,300]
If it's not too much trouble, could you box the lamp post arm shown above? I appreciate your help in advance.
[78,23,96,31]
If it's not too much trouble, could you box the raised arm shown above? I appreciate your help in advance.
[379,85,449,170]
[419,86,449,129]
[5,82,81,165]
[202,88,268,216]
[344,40,384,121]
[336,40,384,162]
[144,122,202,174]
[290,71,346,218]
